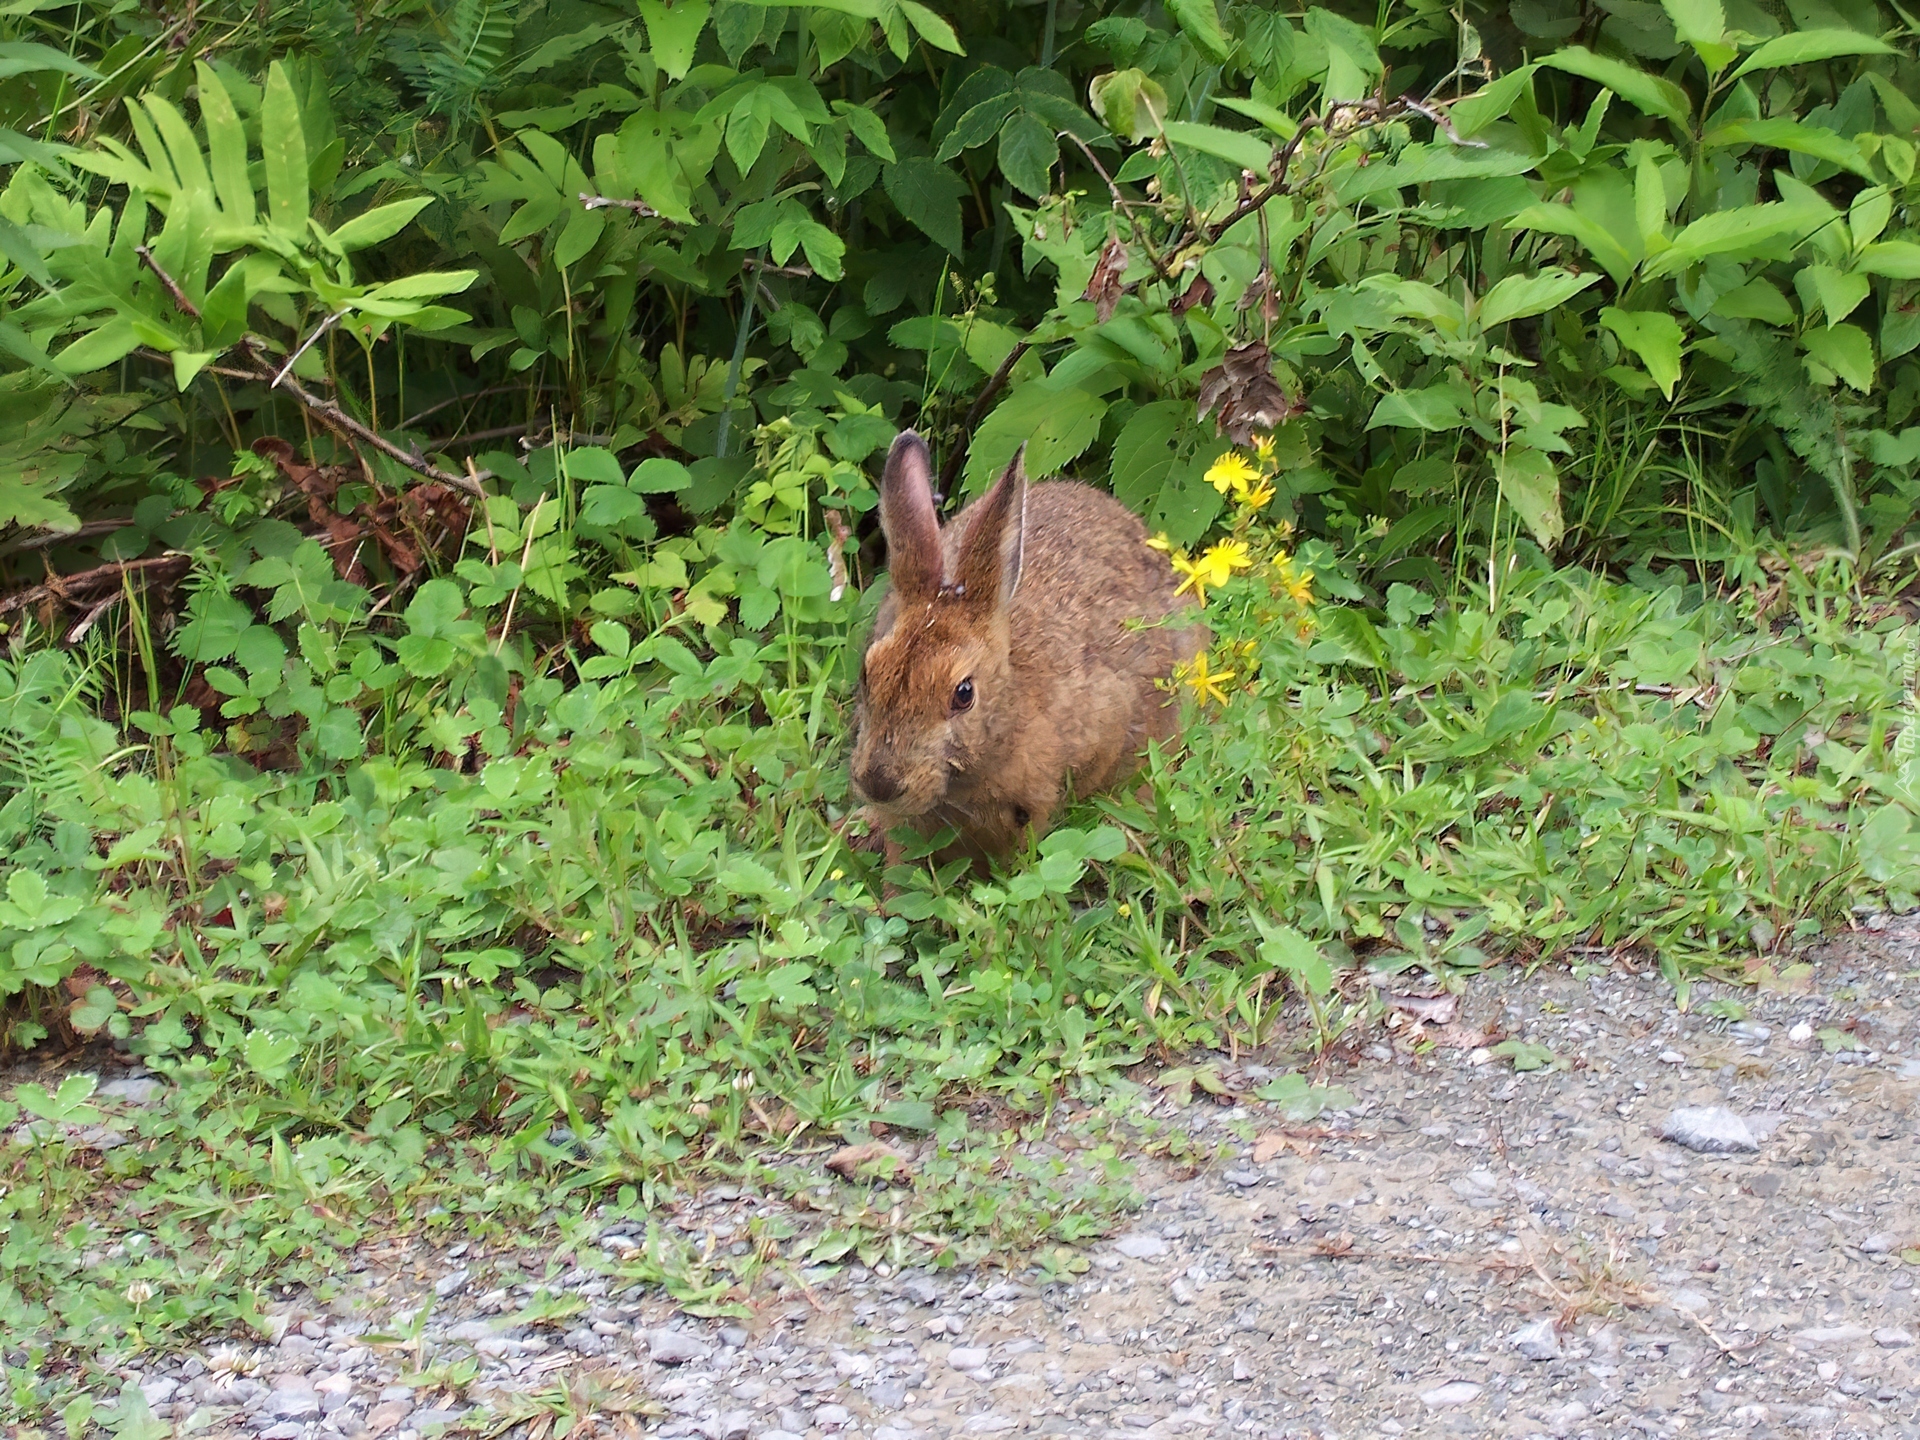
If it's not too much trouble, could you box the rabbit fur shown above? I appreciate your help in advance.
[849,430,1206,866]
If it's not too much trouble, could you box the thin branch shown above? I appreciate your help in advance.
[935,340,1032,499]
[1062,131,1174,282]
[0,554,191,617]
[272,310,347,388]
[135,246,201,320]
[579,193,659,217]
[399,384,559,431]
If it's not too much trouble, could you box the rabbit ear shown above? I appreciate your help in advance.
[954,445,1028,611]
[879,430,944,597]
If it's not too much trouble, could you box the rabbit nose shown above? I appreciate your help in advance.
[857,766,900,804]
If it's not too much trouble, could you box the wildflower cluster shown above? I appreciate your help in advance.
[1158,434,1318,707]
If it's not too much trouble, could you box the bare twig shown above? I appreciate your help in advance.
[1062,132,1175,283]
[135,246,201,320]
[935,341,1032,499]
[272,310,347,389]
[578,193,659,217]
[0,554,191,618]
[63,591,123,645]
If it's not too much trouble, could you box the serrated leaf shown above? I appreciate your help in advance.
[1599,306,1684,399]
[1703,117,1871,178]
[1798,264,1870,326]
[997,111,1057,197]
[261,61,309,236]
[1166,0,1234,63]
[1369,380,1470,431]
[882,156,966,255]
[1538,46,1690,125]
[1159,119,1271,174]
[1731,28,1896,79]
[1495,446,1563,551]
[1478,268,1599,328]
[637,0,710,78]
[1801,322,1874,391]
[1640,200,1823,277]
[935,94,1017,161]
[1090,68,1169,142]
[1858,241,1920,279]
[1510,202,1638,285]
[899,1,963,53]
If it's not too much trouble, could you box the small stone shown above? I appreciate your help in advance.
[947,1345,990,1370]
[1861,1233,1896,1254]
[903,1275,942,1305]
[267,1380,320,1420]
[870,1379,909,1408]
[259,1424,305,1440]
[1170,1279,1196,1305]
[1113,1233,1168,1259]
[433,1267,470,1298]
[1420,1380,1482,1407]
[1729,1022,1770,1043]
[717,1325,749,1348]
[364,1399,411,1434]
[814,1403,852,1428]
[1659,1106,1759,1154]
[649,1329,712,1365]
[1222,1168,1261,1187]
[1789,1020,1813,1043]
[1873,1328,1915,1348]
[139,1378,179,1407]
[1511,1319,1561,1360]
[958,1416,1018,1434]
[1792,1324,1873,1346]
[699,1410,751,1440]
[444,1320,493,1343]
[101,1077,164,1105]
[1667,1289,1711,1314]
[1232,1356,1255,1382]
[757,1433,803,1440]
[412,1407,467,1430]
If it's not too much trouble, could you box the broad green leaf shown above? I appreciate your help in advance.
[1634,154,1670,247]
[1640,200,1823,278]
[0,40,100,80]
[1731,28,1896,79]
[1801,322,1873,391]
[194,61,254,222]
[883,157,966,255]
[637,0,711,78]
[1659,0,1733,70]
[1109,400,1189,513]
[1703,117,1871,178]
[365,269,479,302]
[55,317,142,374]
[997,111,1057,198]
[327,197,434,252]
[935,95,1018,160]
[1796,264,1870,326]
[1305,8,1381,101]
[172,350,218,389]
[612,111,697,222]
[1166,0,1234,64]
[1448,63,1536,138]
[1849,187,1891,248]
[966,377,1109,491]
[142,96,214,210]
[1538,47,1690,125]
[1212,95,1298,139]
[1495,446,1564,551]
[1253,920,1333,996]
[899,1,964,53]
[0,213,51,288]
[1599,307,1684,398]
[1478,268,1599,328]
[261,61,309,237]
[837,102,895,161]
[1369,380,1470,431]
[1159,120,1271,175]
[1708,277,1795,324]
[1510,202,1638,285]
[631,457,693,492]
[1089,68,1169,143]
[1858,241,1920,279]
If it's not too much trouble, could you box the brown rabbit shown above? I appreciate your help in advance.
[848,430,1207,867]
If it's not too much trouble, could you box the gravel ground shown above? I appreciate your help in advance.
[42,914,1920,1440]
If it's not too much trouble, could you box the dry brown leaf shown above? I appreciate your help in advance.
[1250,1131,1315,1163]
[1388,992,1458,1025]
[823,1142,915,1183]
[1081,236,1130,323]
[1169,272,1215,318]
[1194,341,1304,444]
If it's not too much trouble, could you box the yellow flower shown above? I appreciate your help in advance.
[1145,531,1172,552]
[1171,552,1208,603]
[1179,651,1235,705]
[1173,540,1251,603]
[1205,452,1259,497]
[1253,433,1277,465]
[1240,476,1276,510]
[1274,553,1314,606]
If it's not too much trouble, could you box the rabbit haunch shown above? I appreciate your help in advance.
[850,430,1206,863]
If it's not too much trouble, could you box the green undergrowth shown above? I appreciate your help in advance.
[4,542,1920,1376]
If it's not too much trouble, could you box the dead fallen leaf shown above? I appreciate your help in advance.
[1169,271,1215,318]
[824,1142,915,1183]
[1389,992,1458,1026]
[1081,235,1131,323]
[1194,341,1305,444]
[1251,1131,1316,1163]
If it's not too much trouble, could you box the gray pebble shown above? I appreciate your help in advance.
[718,1325,749,1347]
[947,1345,990,1370]
[813,1403,852,1427]
[1511,1319,1561,1360]
[1861,1233,1896,1253]
[1419,1380,1482,1407]
[699,1411,751,1440]
[870,1379,909,1408]
[266,1380,319,1419]
[1874,1328,1915,1347]
[649,1329,713,1365]
[258,1424,305,1440]
[1113,1233,1168,1259]
[1792,1324,1872,1346]
[1658,1106,1758,1154]
[101,1077,165,1105]
[1222,1168,1261,1187]
[433,1267,471,1298]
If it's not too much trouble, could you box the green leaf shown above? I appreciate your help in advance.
[327,197,434,252]
[1797,264,1870,326]
[1449,63,1537,139]
[1495,446,1564,551]
[311,707,364,760]
[244,1030,299,1081]
[1640,201,1823,278]
[631,457,693,492]
[1510,202,1638,285]
[1858,241,1920,280]
[883,156,966,255]
[1253,920,1333,996]
[935,95,1018,160]
[1166,0,1234,64]
[0,41,100,81]
[194,61,254,222]
[1801,322,1874,391]
[1599,306,1684,398]
[837,102,895,161]
[1702,117,1871,178]
[1305,8,1381,101]
[637,0,711,78]
[1538,46,1690,125]
[55,317,142,375]
[1731,28,1896,79]
[1369,380,1470,431]
[899,1,964,53]
[261,61,310,237]
[68,985,118,1034]
[1159,120,1271,175]
[1478,268,1600,328]
[1089,68,1169,142]
[1660,0,1731,68]
[966,377,1108,490]
[997,111,1058,197]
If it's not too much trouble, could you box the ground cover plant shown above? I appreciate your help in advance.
[2,0,1920,1417]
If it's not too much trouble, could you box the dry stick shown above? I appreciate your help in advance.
[1062,131,1176,283]
[135,246,201,320]
[0,553,190,616]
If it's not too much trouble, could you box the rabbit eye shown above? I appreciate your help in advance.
[951,677,975,713]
